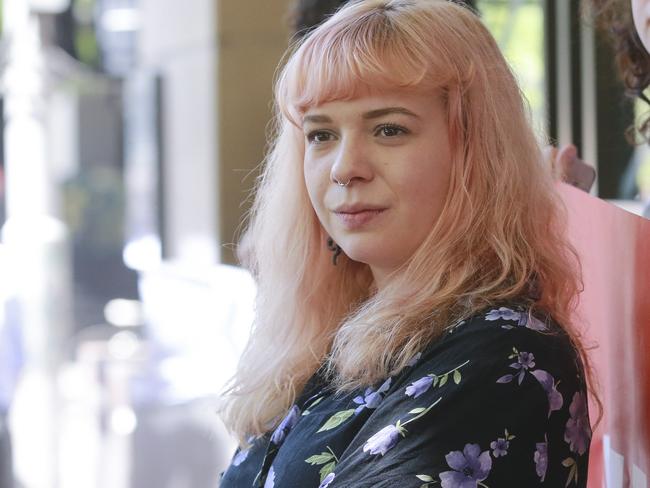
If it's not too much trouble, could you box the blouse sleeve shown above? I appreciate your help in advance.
[322,315,592,488]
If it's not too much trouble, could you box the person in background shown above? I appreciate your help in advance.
[588,0,650,134]
[586,0,650,215]
[218,1,596,486]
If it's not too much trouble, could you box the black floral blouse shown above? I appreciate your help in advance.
[219,306,591,488]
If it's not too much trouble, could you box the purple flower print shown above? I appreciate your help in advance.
[516,351,535,369]
[488,307,549,331]
[496,374,514,384]
[534,441,548,482]
[497,350,535,385]
[319,473,335,488]
[407,352,423,367]
[263,466,275,488]
[378,377,392,393]
[232,447,249,466]
[485,307,521,323]
[530,369,563,416]
[353,378,392,414]
[270,405,300,445]
[362,398,440,458]
[363,425,401,456]
[564,391,591,455]
[439,444,492,488]
[490,438,509,457]
[405,376,434,398]
[352,389,381,414]
[524,315,548,331]
[510,351,535,384]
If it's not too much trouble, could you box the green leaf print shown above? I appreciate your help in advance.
[317,408,356,432]
[305,452,335,465]
[402,397,443,428]
[562,458,575,467]
[319,461,336,481]
[453,369,462,384]
[415,473,439,487]
[302,396,324,416]
[406,360,470,398]
[562,457,578,487]
[305,446,339,482]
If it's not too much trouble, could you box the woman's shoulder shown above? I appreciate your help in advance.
[326,305,591,487]
[414,304,582,372]
[393,303,589,428]
[443,304,570,338]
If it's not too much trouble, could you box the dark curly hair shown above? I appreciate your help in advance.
[585,0,650,141]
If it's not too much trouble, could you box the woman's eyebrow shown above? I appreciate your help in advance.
[302,107,420,126]
[302,114,332,126]
[362,107,420,120]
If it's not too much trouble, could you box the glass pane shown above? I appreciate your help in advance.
[478,0,546,133]
[627,99,650,203]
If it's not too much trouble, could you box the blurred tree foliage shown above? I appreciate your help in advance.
[73,0,100,67]
[479,0,545,132]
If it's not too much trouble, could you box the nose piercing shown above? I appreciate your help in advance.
[333,178,351,187]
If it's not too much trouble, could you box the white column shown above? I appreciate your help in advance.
[2,1,72,487]
[139,0,219,266]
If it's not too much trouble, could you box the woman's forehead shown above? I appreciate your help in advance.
[284,47,440,113]
[299,85,438,116]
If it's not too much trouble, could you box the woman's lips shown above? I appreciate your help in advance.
[334,209,386,229]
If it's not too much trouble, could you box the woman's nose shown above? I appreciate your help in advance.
[330,139,374,187]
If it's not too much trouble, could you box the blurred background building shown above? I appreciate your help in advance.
[0,0,646,487]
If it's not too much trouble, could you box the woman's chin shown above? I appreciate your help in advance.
[338,246,400,272]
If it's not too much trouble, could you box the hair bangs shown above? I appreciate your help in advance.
[278,6,453,124]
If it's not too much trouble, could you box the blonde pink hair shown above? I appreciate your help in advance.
[218,0,596,445]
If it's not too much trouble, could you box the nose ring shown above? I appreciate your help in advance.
[333,178,351,187]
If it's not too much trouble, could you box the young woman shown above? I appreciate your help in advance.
[219,1,595,486]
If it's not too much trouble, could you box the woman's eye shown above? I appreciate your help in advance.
[306,131,334,144]
[375,124,408,137]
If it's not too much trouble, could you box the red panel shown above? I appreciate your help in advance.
[559,184,650,486]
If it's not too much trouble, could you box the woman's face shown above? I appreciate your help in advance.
[302,88,452,287]
[632,0,650,53]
